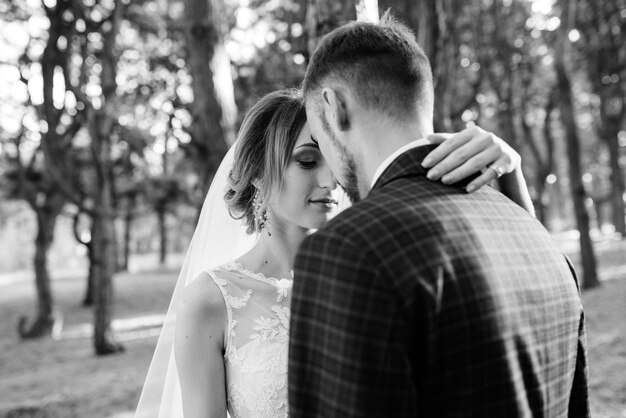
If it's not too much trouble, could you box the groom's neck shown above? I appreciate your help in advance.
[357,116,433,193]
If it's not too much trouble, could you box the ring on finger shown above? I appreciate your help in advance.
[487,165,505,178]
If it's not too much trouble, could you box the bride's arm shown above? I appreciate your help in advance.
[421,126,535,216]
[175,274,228,418]
[493,166,534,216]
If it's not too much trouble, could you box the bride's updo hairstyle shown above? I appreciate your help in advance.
[225,89,307,234]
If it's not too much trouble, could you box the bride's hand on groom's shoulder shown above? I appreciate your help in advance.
[421,126,521,193]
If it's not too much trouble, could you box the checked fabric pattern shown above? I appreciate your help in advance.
[288,145,589,418]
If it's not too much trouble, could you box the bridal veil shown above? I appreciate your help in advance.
[134,141,257,417]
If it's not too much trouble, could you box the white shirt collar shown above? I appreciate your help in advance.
[371,139,431,188]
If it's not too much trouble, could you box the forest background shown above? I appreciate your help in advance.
[0,0,625,416]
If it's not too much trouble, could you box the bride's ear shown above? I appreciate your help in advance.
[321,88,350,132]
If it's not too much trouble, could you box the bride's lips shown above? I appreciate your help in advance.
[309,197,338,208]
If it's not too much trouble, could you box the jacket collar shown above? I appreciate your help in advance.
[371,144,437,191]
[369,143,480,193]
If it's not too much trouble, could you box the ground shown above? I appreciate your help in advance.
[0,237,624,418]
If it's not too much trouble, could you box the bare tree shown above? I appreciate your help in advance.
[4,1,88,339]
[527,89,557,226]
[87,0,126,354]
[39,0,127,354]
[3,125,66,338]
[183,0,237,204]
[554,0,600,288]
[578,0,626,236]
[381,0,482,132]
[476,1,522,150]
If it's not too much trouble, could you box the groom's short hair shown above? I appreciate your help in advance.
[303,13,434,121]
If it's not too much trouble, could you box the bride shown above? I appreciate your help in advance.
[134,88,532,418]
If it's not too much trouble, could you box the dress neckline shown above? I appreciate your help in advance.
[223,261,293,285]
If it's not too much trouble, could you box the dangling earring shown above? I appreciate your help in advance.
[253,189,271,236]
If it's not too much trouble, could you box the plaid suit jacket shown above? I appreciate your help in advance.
[288,145,589,417]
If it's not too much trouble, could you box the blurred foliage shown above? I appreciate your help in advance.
[0,0,624,268]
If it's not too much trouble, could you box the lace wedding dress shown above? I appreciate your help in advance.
[203,261,293,418]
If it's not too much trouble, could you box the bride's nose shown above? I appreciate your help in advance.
[318,165,337,190]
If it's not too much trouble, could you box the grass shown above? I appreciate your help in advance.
[0,238,625,418]
[559,232,626,418]
[0,258,179,418]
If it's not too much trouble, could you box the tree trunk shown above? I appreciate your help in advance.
[554,0,600,289]
[82,247,95,306]
[604,118,626,235]
[90,0,124,355]
[590,197,603,230]
[556,72,600,289]
[381,0,452,131]
[379,0,437,59]
[582,0,626,236]
[498,106,519,152]
[305,0,358,57]
[159,149,168,266]
[40,1,85,208]
[73,212,95,306]
[431,0,455,132]
[534,179,548,227]
[184,0,236,199]
[158,207,167,265]
[122,197,134,271]
[18,193,64,339]
[90,111,123,353]
[91,202,124,355]
[537,92,557,230]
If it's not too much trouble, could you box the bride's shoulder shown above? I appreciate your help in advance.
[178,270,229,325]
[176,271,228,351]
[206,261,246,279]
[178,262,245,312]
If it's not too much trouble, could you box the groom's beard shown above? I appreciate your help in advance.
[321,110,361,203]
[341,154,361,203]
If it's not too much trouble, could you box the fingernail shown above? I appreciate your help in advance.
[466,184,476,193]
[441,175,452,184]
[421,157,433,168]
[427,170,439,180]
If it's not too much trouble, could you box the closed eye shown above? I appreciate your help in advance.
[297,160,317,170]
[293,147,320,170]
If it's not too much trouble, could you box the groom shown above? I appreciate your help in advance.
[288,15,589,417]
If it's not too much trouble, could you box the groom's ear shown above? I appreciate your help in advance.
[321,88,350,132]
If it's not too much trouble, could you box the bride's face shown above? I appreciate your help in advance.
[269,123,338,230]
